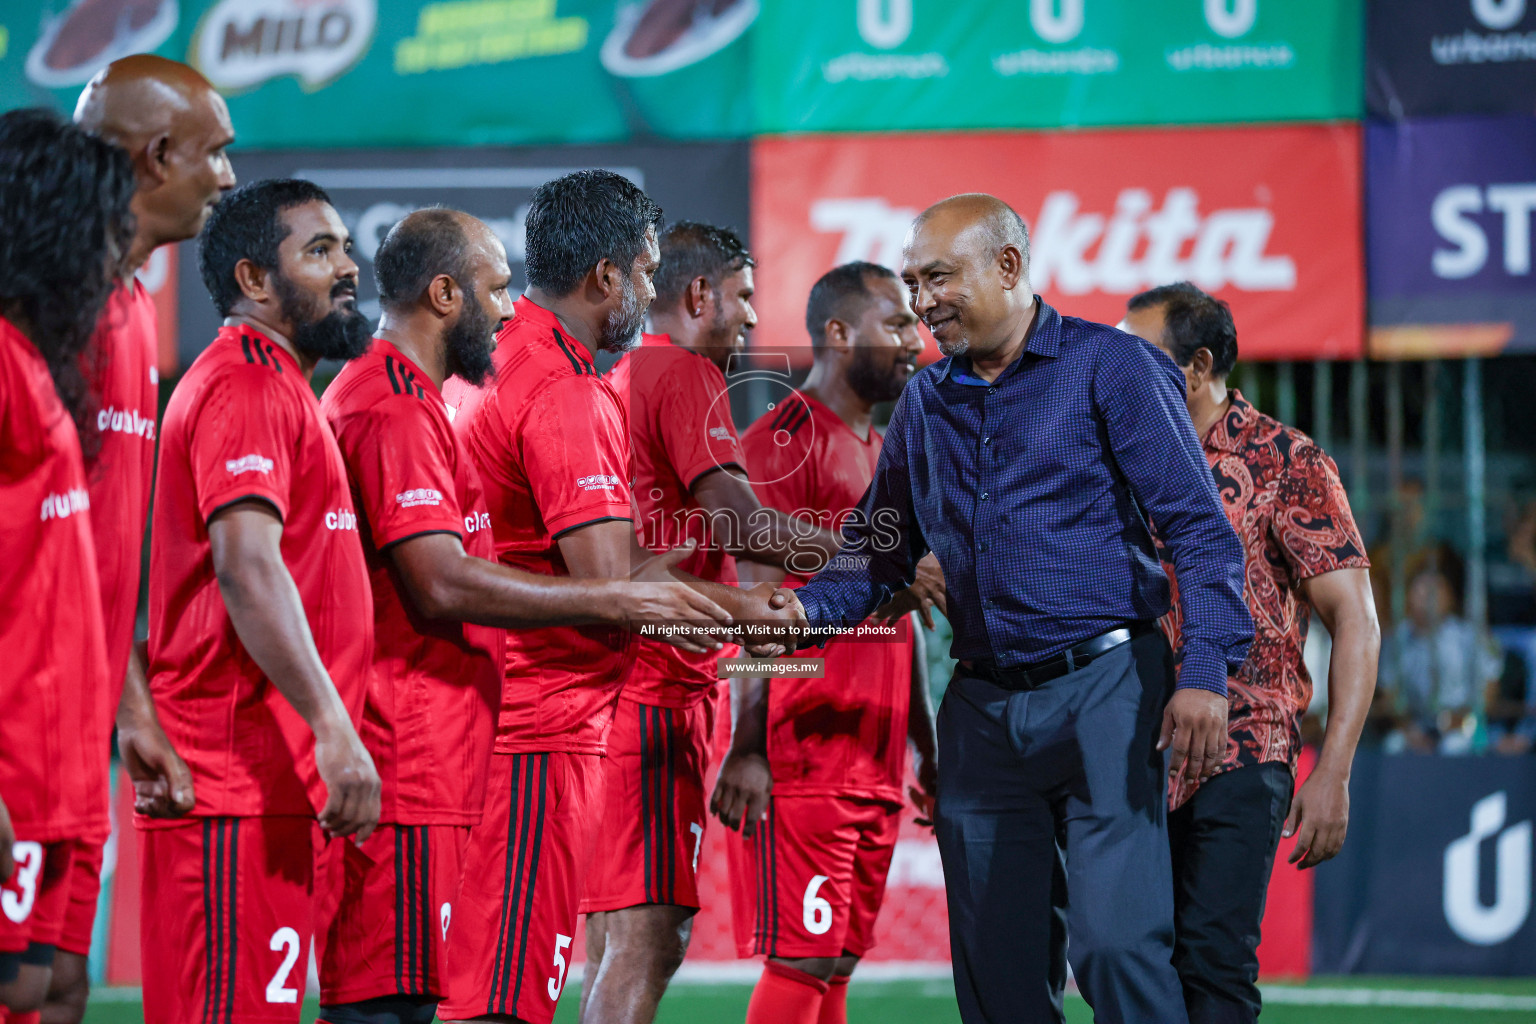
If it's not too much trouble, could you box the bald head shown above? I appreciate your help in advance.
[910,193,1030,274]
[900,192,1035,359]
[375,208,503,311]
[74,55,236,265]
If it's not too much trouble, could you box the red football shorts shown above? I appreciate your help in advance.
[314,823,468,1006]
[0,840,75,957]
[726,795,901,960]
[581,695,715,914]
[56,837,103,958]
[139,817,319,1024]
[438,752,602,1024]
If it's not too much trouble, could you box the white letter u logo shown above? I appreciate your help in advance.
[1443,791,1532,946]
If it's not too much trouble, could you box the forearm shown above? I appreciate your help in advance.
[412,550,628,629]
[116,641,160,731]
[727,676,770,755]
[907,621,937,761]
[218,559,352,738]
[735,508,841,575]
[1315,615,1380,778]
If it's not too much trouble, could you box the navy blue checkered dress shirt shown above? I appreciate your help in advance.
[797,299,1252,695]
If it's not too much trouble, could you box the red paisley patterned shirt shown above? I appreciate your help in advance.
[1160,390,1368,809]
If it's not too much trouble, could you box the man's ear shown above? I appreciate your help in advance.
[142,132,173,185]
[687,276,712,320]
[1190,347,1216,387]
[997,244,1025,290]
[824,318,852,354]
[426,273,460,317]
[232,258,269,305]
[592,256,623,302]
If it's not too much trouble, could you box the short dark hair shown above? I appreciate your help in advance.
[804,261,899,350]
[523,170,662,297]
[1127,281,1238,377]
[653,221,754,312]
[375,207,474,312]
[0,107,136,435]
[198,178,333,317]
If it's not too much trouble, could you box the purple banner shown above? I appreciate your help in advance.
[1367,115,1536,357]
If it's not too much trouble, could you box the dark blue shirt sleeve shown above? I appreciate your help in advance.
[797,390,928,638]
[1094,335,1252,695]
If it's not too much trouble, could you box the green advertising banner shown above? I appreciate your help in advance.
[752,0,1362,133]
[0,0,756,147]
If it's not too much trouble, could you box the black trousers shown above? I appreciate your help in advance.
[1168,762,1295,1024]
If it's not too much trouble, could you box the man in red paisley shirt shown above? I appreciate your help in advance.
[1122,283,1380,1024]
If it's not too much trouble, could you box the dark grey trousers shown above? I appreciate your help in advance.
[934,630,1187,1024]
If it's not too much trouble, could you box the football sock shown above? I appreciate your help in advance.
[746,960,828,1024]
[7,1011,40,1024]
[816,973,851,1024]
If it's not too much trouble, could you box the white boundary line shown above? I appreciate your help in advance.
[86,980,1536,1011]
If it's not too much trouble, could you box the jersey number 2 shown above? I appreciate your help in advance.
[265,927,301,1004]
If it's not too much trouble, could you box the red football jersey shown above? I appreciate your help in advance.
[322,339,503,826]
[147,324,372,820]
[87,280,159,709]
[0,316,110,841]
[740,393,913,804]
[449,296,635,755]
[607,332,744,708]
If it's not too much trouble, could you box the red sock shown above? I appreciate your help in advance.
[746,960,828,1024]
[7,1011,41,1024]
[816,974,850,1024]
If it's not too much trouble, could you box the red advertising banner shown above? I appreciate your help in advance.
[751,126,1364,363]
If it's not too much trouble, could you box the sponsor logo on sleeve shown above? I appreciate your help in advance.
[40,488,89,522]
[708,426,734,441]
[226,454,274,476]
[396,488,445,508]
[577,473,622,492]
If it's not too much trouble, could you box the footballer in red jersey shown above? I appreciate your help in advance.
[715,263,942,1024]
[316,209,731,1024]
[34,57,239,1024]
[584,223,841,1024]
[439,173,794,1024]
[142,179,379,1024]
[0,109,135,1015]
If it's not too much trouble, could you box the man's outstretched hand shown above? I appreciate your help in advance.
[624,541,735,653]
[711,747,773,837]
[874,553,947,629]
[1157,687,1229,784]
[742,583,808,657]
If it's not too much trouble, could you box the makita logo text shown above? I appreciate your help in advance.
[226,454,274,476]
[40,489,89,521]
[96,406,155,441]
[811,188,1296,295]
[325,509,358,531]
[464,511,491,533]
[577,474,621,492]
[396,488,444,508]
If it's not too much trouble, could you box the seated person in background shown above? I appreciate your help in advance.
[1377,569,1502,754]
[1485,648,1535,755]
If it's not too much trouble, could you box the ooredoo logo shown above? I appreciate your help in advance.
[577,474,621,492]
[396,488,444,508]
[226,454,274,476]
[191,0,376,92]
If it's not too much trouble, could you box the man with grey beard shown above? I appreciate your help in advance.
[766,195,1253,1024]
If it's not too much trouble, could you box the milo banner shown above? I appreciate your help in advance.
[752,0,1361,133]
[1367,116,1536,359]
[1367,0,1536,117]
[750,126,1365,364]
[0,0,756,146]
[171,141,749,366]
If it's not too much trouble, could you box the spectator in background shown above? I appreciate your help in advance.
[1484,647,1535,755]
[1378,568,1503,754]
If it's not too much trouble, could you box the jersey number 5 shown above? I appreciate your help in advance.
[548,933,573,1001]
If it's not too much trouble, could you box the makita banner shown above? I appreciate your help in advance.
[753,0,1361,133]
[1313,753,1536,975]
[1367,0,1536,117]
[172,142,749,367]
[750,127,1364,363]
[1366,116,1536,358]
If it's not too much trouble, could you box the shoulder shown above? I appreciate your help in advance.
[743,396,817,459]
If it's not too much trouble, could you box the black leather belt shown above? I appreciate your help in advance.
[960,622,1154,692]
